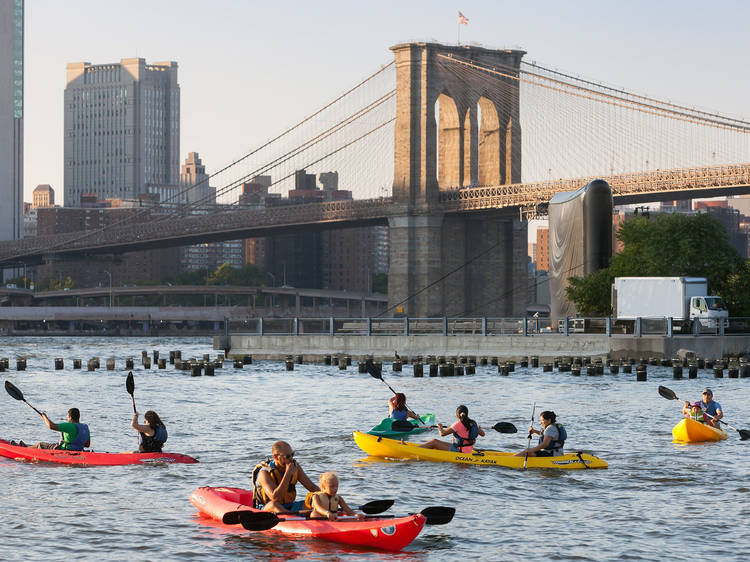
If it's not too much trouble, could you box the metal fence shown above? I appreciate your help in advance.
[225,317,750,337]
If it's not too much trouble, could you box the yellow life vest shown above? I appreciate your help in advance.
[251,458,297,507]
[304,491,340,513]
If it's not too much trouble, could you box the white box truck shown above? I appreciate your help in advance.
[613,277,728,330]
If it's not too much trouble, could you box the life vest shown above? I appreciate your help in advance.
[252,458,297,507]
[61,423,90,451]
[539,423,566,453]
[138,424,168,453]
[390,408,408,421]
[304,491,340,514]
[453,421,479,450]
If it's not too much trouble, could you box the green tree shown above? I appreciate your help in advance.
[718,260,750,316]
[566,212,742,314]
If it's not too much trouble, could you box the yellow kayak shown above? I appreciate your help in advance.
[352,431,608,470]
[672,418,728,443]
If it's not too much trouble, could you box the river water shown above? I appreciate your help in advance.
[1,336,748,561]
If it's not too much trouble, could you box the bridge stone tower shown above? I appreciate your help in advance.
[388,42,528,317]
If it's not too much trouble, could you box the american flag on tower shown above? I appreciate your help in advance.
[458,11,469,25]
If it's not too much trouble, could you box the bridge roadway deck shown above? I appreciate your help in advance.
[1,163,749,265]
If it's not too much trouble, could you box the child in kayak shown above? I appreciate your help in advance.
[418,405,484,453]
[306,472,364,521]
[685,402,707,423]
[388,393,421,422]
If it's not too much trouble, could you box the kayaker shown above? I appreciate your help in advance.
[514,410,566,457]
[252,440,319,513]
[33,408,90,451]
[131,410,168,453]
[685,402,707,423]
[306,471,365,521]
[418,405,484,452]
[388,393,421,422]
[682,388,723,427]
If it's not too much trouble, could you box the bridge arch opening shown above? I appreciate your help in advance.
[436,92,465,189]
[478,96,501,186]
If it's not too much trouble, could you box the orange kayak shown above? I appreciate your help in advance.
[672,418,728,443]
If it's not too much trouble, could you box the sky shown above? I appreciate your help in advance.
[22,0,750,204]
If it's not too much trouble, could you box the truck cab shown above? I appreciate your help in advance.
[689,296,729,328]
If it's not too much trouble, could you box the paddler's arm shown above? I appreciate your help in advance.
[258,466,295,503]
[406,409,421,422]
[477,426,486,437]
[337,496,365,519]
[529,435,552,453]
[131,413,155,436]
[295,463,320,493]
[436,424,455,437]
[41,413,60,432]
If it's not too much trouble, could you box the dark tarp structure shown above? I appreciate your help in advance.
[549,180,613,322]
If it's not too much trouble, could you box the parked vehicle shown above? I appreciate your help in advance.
[613,277,728,331]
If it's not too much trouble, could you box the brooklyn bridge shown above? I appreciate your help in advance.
[3,42,750,317]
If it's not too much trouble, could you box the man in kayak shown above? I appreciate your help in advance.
[682,388,723,427]
[418,405,484,453]
[252,441,319,513]
[33,408,90,451]
[514,410,566,457]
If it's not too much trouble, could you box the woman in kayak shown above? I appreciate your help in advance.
[307,472,364,521]
[514,410,566,457]
[388,393,421,421]
[418,405,484,452]
[131,410,168,453]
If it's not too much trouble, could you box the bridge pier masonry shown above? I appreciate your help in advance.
[388,42,528,317]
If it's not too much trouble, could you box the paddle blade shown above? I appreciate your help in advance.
[420,506,455,525]
[365,359,382,380]
[5,380,24,401]
[658,385,678,401]
[738,429,750,441]
[359,499,394,515]
[237,511,280,531]
[125,371,135,396]
[391,420,416,432]
[492,422,518,434]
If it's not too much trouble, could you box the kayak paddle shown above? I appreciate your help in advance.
[420,506,456,525]
[657,385,750,440]
[4,380,44,417]
[126,371,137,414]
[365,359,425,424]
[523,402,536,470]
[425,422,518,434]
[223,499,396,525]
[238,511,281,531]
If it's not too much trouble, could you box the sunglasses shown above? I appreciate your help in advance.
[276,451,295,460]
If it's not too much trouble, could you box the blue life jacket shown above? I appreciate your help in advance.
[138,425,168,453]
[390,409,408,421]
[539,423,566,452]
[65,423,90,451]
[453,421,479,449]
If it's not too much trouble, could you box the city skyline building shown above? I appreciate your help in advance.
[0,0,24,245]
[64,58,180,206]
[180,151,214,207]
[32,183,54,208]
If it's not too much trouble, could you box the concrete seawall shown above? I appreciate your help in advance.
[217,334,750,360]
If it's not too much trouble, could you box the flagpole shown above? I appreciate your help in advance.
[457,22,460,45]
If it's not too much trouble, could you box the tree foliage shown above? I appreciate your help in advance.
[566,212,743,314]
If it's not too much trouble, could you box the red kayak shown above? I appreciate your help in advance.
[189,486,444,552]
[0,439,198,466]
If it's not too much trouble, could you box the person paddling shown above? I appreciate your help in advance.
[388,393,421,422]
[418,405,484,452]
[33,408,90,451]
[252,440,319,513]
[682,388,723,427]
[131,410,168,453]
[306,472,365,521]
[514,410,566,457]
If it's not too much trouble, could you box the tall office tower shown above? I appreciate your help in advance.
[0,0,23,242]
[64,58,179,206]
[180,152,214,206]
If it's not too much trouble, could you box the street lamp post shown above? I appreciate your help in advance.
[104,270,112,308]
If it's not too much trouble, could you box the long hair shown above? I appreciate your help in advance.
[456,405,475,432]
[144,410,164,429]
[540,411,556,424]
[394,393,406,411]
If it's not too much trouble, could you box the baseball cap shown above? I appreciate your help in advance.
[702,388,713,395]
